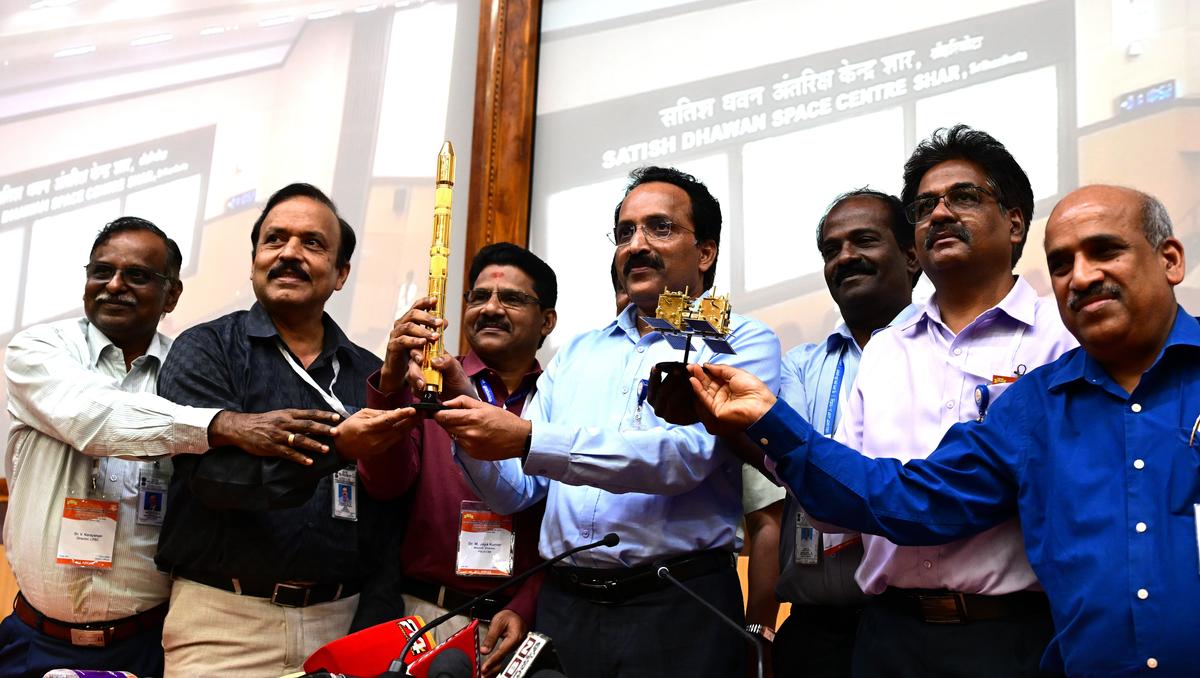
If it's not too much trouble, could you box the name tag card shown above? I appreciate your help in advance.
[456,500,515,577]
[332,467,358,522]
[56,498,118,569]
[136,465,168,527]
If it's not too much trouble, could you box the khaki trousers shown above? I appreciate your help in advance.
[162,577,357,678]
[401,593,490,646]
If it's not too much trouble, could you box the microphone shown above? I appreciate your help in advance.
[656,564,763,678]
[422,648,472,678]
[390,533,620,674]
[303,615,435,676]
[405,620,480,678]
[496,632,562,678]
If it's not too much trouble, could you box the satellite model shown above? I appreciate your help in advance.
[641,287,736,364]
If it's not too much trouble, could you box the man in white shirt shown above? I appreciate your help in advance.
[1,217,339,677]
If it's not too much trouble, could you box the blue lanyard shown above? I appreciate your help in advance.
[822,354,846,437]
[477,377,529,411]
[478,378,497,406]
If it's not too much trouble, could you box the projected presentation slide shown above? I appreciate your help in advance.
[531,0,1076,349]
[0,127,214,335]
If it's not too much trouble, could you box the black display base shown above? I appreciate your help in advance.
[412,391,447,412]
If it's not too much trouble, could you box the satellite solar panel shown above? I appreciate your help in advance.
[703,338,736,355]
[642,317,677,331]
[665,334,693,351]
[683,318,719,333]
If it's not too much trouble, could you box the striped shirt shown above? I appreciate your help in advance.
[4,318,216,622]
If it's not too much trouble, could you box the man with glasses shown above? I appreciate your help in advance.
[815,125,1076,675]
[430,166,780,678]
[688,184,1199,677]
[356,242,557,676]
[1,217,326,676]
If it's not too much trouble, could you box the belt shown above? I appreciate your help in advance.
[402,579,508,620]
[174,569,359,608]
[550,549,734,605]
[13,592,167,648]
[876,587,1051,624]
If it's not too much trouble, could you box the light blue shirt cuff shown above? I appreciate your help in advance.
[523,422,572,479]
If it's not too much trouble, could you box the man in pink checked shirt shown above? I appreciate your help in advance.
[830,125,1077,677]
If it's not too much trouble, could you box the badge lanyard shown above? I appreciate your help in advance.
[465,377,523,575]
[822,354,847,437]
[276,340,351,418]
[476,376,533,413]
[276,340,358,521]
[798,347,855,565]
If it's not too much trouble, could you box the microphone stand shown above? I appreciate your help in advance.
[656,565,764,678]
[386,533,621,676]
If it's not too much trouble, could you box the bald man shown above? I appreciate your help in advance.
[687,185,1200,677]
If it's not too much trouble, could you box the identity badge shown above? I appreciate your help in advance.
[795,510,820,566]
[136,464,169,527]
[331,467,358,521]
[56,497,118,569]
[456,500,515,577]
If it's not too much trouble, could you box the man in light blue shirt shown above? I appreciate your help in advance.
[774,188,920,677]
[435,167,780,678]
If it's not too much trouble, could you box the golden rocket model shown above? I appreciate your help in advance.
[417,141,455,409]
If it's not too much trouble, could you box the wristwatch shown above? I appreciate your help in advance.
[745,623,775,643]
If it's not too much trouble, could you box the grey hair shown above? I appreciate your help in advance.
[1141,193,1174,248]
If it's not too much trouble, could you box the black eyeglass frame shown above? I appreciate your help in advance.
[84,263,173,287]
[904,184,1004,224]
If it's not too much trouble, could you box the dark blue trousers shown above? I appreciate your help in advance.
[0,612,164,678]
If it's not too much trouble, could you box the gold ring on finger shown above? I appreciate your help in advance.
[288,433,296,446]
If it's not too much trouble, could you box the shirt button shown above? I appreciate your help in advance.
[622,386,629,394]
[953,348,962,356]
[1137,588,1149,600]
[1147,658,1158,669]
[637,346,645,353]
[1134,459,1145,470]
[923,560,932,569]
[945,401,955,410]
[1136,522,1147,533]
[759,437,769,446]
[1131,403,1142,413]
[581,530,590,538]
[109,474,118,482]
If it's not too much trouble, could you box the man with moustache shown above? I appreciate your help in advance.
[687,185,1200,677]
[0,217,328,677]
[430,166,780,678]
[772,188,921,677]
[783,126,1077,676]
[154,183,414,676]
[357,243,557,677]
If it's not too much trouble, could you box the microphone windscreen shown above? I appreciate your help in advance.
[427,648,473,678]
[601,532,620,547]
[302,615,435,676]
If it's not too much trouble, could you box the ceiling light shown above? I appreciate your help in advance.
[130,33,173,47]
[53,44,95,58]
[258,15,295,27]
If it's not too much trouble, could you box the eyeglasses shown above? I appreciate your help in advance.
[463,287,542,309]
[607,217,695,247]
[904,184,1000,224]
[84,263,171,286]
